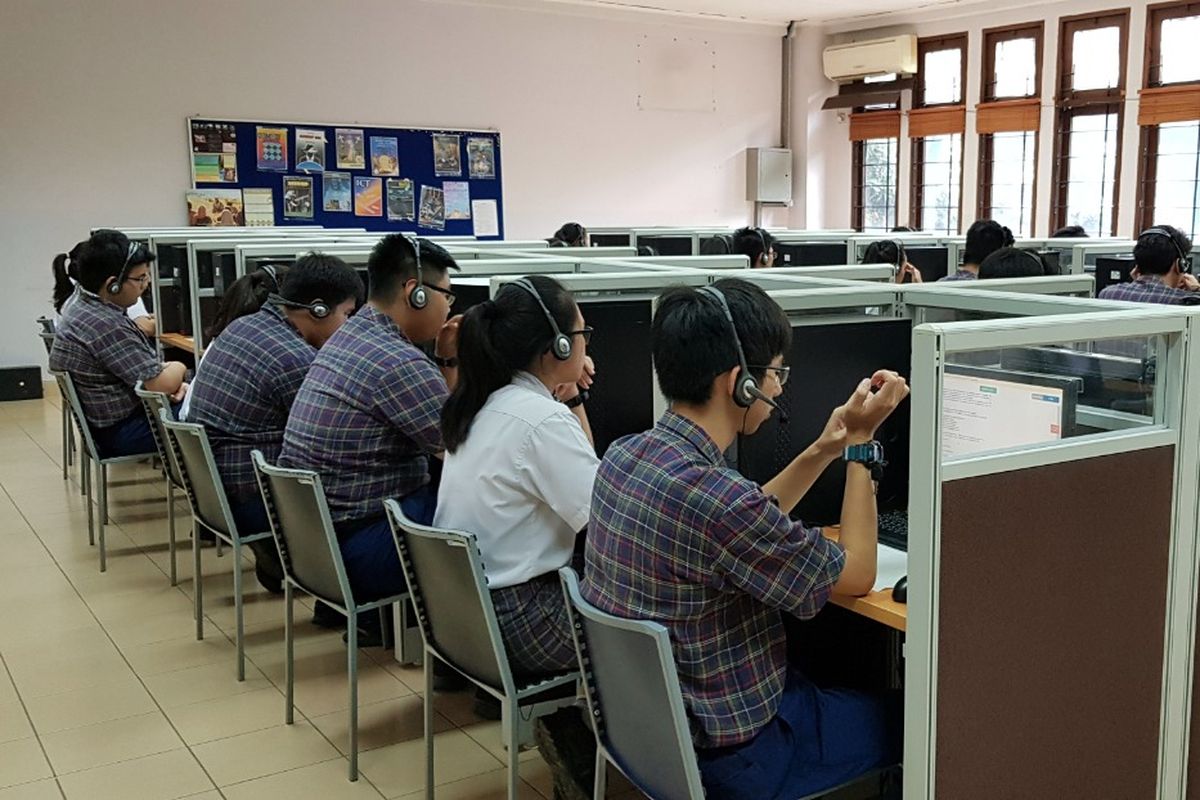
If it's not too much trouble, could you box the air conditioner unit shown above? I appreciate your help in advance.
[823,35,918,82]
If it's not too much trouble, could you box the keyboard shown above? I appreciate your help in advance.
[877,510,908,552]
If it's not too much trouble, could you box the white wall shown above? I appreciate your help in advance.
[0,0,786,370]
[793,0,1153,235]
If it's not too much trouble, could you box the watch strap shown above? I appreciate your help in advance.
[432,355,458,368]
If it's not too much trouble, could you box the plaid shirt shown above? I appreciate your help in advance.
[48,291,163,428]
[582,412,846,750]
[1098,275,1200,306]
[938,269,977,282]
[187,304,315,501]
[280,304,447,524]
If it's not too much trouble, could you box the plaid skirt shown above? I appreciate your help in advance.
[491,570,578,676]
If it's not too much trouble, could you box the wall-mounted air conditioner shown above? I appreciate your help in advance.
[823,35,917,83]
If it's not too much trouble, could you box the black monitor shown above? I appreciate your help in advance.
[1094,256,1135,295]
[737,318,912,527]
[591,233,632,247]
[156,244,186,281]
[637,235,693,256]
[453,279,492,315]
[578,298,655,458]
[905,246,950,282]
[774,242,848,267]
[999,346,1150,415]
[1038,249,1062,276]
[945,364,1082,439]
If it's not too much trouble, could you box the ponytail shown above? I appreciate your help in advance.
[207,264,288,340]
[52,240,88,313]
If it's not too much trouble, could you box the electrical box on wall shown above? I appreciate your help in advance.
[746,148,792,204]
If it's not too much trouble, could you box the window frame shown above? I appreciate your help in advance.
[912,33,968,232]
[1050,8,1131,236]
[852,136,901,233]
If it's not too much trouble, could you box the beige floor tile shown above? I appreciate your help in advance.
[56,749,214,800]
[0,670,21,707]
[5,647,132,700]
[143,659,272,709]
[23,679,157,735]
[393,767,546,800]
[0,600,97,649]
[310,694,455,756]
[357,730,502,798]
[0,778,63,800]
[221,758,384,800]
[0,738,53,789]
[191,720,340,787]
[0,702,34,745]
[84,584,195,624]
[103,608,199,649]
[0,624,112,662]
[518,757,555,800]
[118,631,238,677]
[460,720,543,766]
[287,656,412,719]
[39,711,182,775]
[177,793,221,800]
[165,686,286,745]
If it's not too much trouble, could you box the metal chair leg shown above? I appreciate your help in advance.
[167,484,177,586]
[61,407,68,481]
[233,541,245,682]
[98,461,107,573]
[593,749,608,799]
[83,452,94,545]
[68,413,75,468]
[285,581,295,725]
[425,652,435,800]
[348,609,359,781]
[193,522,204,640]
[507,700,520,800]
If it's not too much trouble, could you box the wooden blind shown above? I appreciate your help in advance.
[908,105,967,137]
[1138,85,1200,125]
[849,111,901,141]
[976,98,1042,133]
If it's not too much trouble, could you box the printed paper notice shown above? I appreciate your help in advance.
[242,188,275,227]
[471,199,499,237]
[941,372,1064,459]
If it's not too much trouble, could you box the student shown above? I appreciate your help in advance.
[49,230,188,457]
[978,246,1046,279]
[1051,225,1088,238]
[939,220,1013,281]
[1098,225,1198,305]
[187,255,363,593]
[52,242,156,337]
[280,234,461,605]
[732,226,776,268]
[550,222,589,247]
[582,278,908,800]
[862,239,923,284]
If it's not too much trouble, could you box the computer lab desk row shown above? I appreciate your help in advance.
[825,528,907,632]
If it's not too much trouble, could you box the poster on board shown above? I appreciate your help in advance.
[432,134,461,177]
[283,176,314,218]
[187,189,244,227]
[336,128,365,170]
[243,187,276,226]
[354,177,383,217]
[444,182,471,220]
[295,129,326,172]
[386,178,415,221]
[322,172,352,212]
[467,137,495,179]
[256,126,288,171]
[371,137,399,176]
[418,185,445,230]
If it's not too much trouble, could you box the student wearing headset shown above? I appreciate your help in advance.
[978,247,1048,279]
[549,222,589,247]
[280,234,461,607]
[582,278,908,800]
[49,230,188,458]
[732,226,777,268]
[862,239,923,284]
[1098,225,1198,305]
[51,241,156,337]
[187,254,363,593]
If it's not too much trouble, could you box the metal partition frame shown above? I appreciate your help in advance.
[904,306,1200,798]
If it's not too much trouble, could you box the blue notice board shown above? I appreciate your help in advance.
[188,116,503,238]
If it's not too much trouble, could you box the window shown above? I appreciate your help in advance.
[1136,2,1200,236]
[911,34,967,233]
[1051,11,1130,236]
[853,137,900,232]
[978,22,1044,237]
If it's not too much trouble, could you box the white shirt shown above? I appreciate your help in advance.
[435,371,599,589]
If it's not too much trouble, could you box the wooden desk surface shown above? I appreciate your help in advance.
[160,332,196,352]
[824,528,907,632]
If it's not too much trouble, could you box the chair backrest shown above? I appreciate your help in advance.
[250,450,352,607]
[160,412,236,539]
[134,383,184,488]
[559,567,706,800]
[38,330,56,356]
[51,371,100,461]
[36,317,56,336]
[384,499,513,693]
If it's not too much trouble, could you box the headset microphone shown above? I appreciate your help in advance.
[748,385,789,424]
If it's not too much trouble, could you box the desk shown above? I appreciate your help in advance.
[824,528,907,632]
[160,333,196,352]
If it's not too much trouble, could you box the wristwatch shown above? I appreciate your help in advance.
[564,389,589,409]
[844,441,887,482]
[432,355,458,368]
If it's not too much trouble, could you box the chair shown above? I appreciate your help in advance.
[37,319,75,482]
[161,413,272,681]
[134,382,184,585]
[251,451,405,781]
[50,371,154,572]
[386,500,580,800]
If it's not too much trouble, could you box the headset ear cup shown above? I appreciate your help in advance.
[409,285,427,310]
[552,334,572,361]
[734,371,757,409]
[108,281,121,295]
[310,302,331,319]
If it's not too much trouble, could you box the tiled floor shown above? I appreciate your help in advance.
[0,389,636,800]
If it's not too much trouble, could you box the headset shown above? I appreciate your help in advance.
[753,227,771,267]
[107,241,141,295]
[506,278,573,361]
[1140,227,1192,273]
[697,285,787,422]
[269,293,331,319]
[261,263,281,292]
[405,235,428,310]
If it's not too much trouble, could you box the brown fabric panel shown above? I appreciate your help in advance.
[1138,86,1200,126]
[976,98,1042,133]
[908,105,967,137]
[850,111,901,141]
[1191,588,1200,798]
[936,446,1174,799]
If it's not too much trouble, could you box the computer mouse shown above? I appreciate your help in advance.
[891,576,908,604]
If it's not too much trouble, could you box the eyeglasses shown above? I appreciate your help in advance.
[567,327,593,345]
[749,365,790,387]
[425,284,456,307]
[129,273,152,287]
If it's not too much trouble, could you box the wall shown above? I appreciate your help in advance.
[0,0,786,370]
[792,0,1152,236]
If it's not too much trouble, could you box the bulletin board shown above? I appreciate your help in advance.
[187,116,504,238]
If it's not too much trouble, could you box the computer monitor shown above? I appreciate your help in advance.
[941,365,1080,458]
[905,246,950,282]
[1038,249,1062,276]
[1094,256,1135,295]
[637,235,693,257]
[577,298,655,458]
[737,318,912,527]
[774,242,848,267]
[591,233,632,247]
[156,243,186,281]
[999,346,1150,415]
[453,277,492,314]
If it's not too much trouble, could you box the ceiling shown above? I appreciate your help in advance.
[488,0,998,25]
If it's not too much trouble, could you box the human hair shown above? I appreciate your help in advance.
[700,234,733,255]
[652,278,792,406]
[732,227,776,266]
[978,247,1046,280]
[891,225,915,233]
[207,264,289,340]
[52,240,87,312]
[862,240,906,267]
[441,275,578,452]
[366,234,459,302]
[1051,225,1088,238]
[281,252,365,309]
[551,222,587,247]
[76,229,155,294]
[963,220,1014,266]
[1134,225,1193,276]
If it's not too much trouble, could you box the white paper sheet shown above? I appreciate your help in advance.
[471,199,499,237]
[873,544,908,593]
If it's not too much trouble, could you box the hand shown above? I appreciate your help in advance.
[170,382,189,404]
[1181,274,1200,292]
[135,314,157,337]
[900,263,923,284]
[435,314,463,360]
[840,371,910,445]
[555,356,595,401]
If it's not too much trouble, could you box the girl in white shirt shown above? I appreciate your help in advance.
[436,275,597,675]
